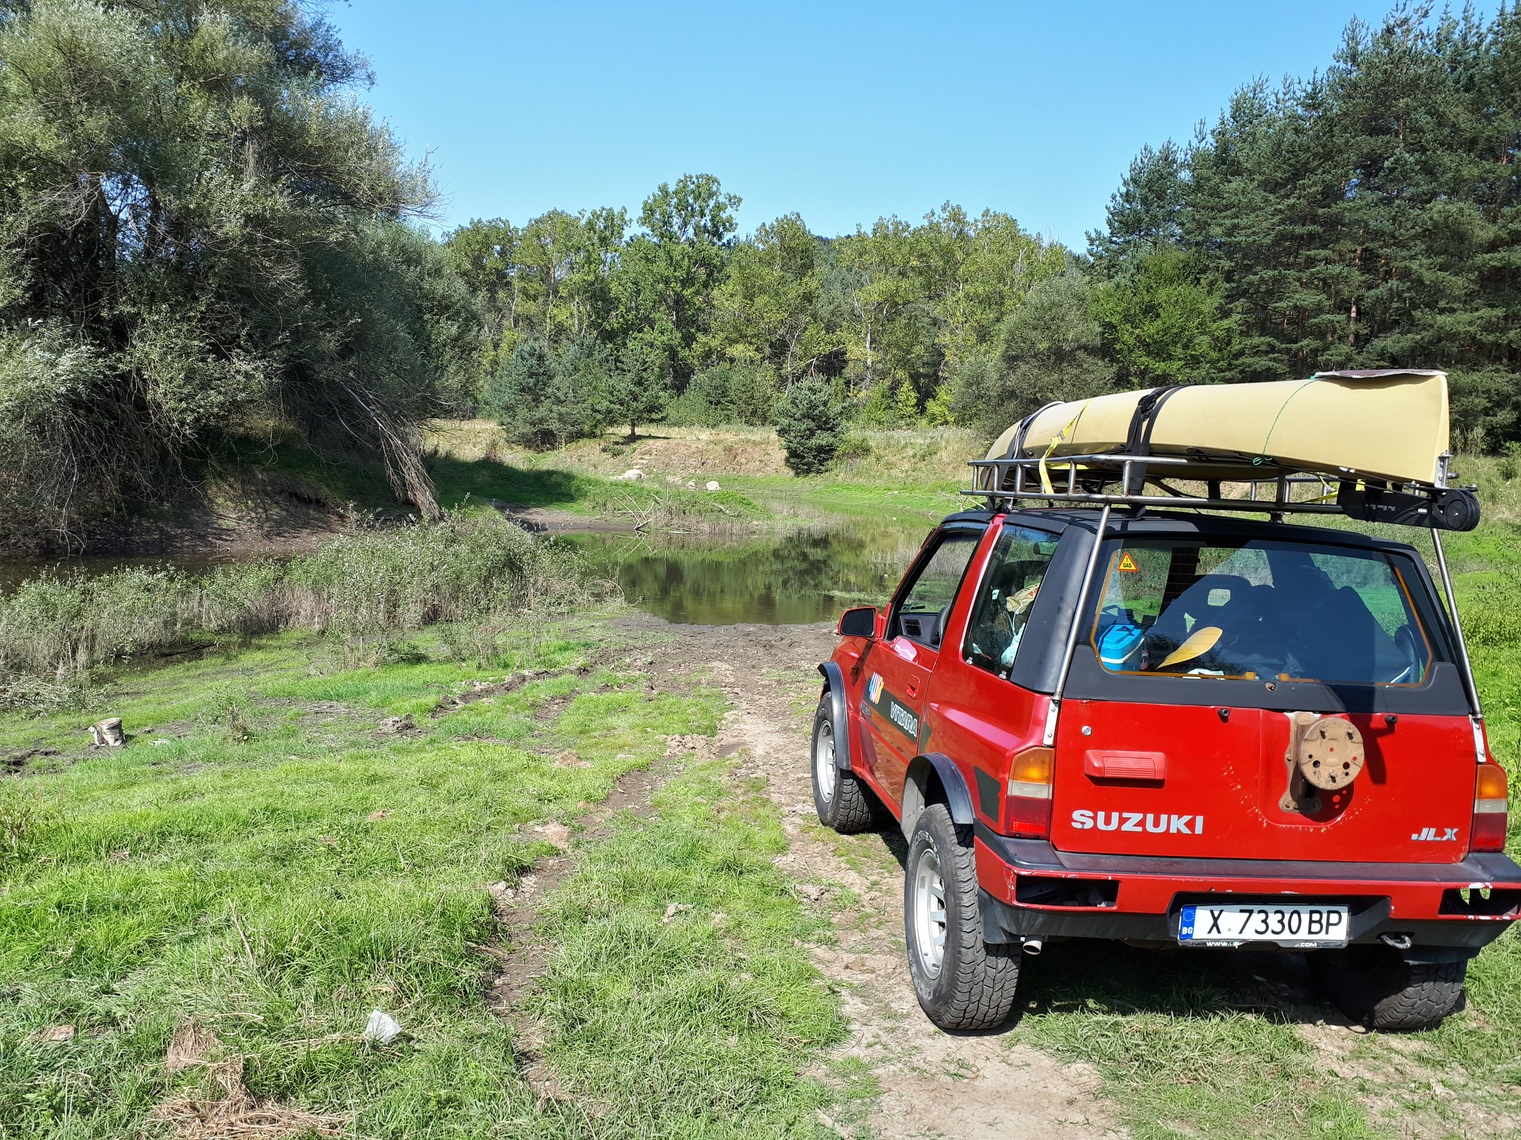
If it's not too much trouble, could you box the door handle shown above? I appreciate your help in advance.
[1084,750,1167,782]
[906,680,920,698]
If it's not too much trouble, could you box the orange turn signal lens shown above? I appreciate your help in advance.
[1476,763,1509,804]
[1473,763,1510,853]
[1008,747,1054,795]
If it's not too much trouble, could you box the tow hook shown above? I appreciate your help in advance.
[1380,932,1414,950]
[1021,938,1043,956]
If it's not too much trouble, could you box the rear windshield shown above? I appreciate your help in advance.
[1089,538,1443,686]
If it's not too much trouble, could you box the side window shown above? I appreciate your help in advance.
[962,526,1059,677]
[892,531,983,648]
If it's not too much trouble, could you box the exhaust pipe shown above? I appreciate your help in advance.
[1022,938,1043,957]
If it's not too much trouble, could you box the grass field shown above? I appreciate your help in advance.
[0,618,852,1137]
[4,430,1521,1138]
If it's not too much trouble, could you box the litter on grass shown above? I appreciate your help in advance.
[363,1010,401,1044]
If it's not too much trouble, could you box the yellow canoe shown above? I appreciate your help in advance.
[985,370,1450,488]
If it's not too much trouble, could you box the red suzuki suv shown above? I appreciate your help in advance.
[813,507,1518,1031]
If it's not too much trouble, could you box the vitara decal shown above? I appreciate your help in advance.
[865,673,919,741]
[1072,809,1204,835]
[1411,825,1459,842]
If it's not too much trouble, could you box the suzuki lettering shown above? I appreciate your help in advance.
[1071,809,1204,835]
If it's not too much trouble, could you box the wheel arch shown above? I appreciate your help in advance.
[817,661,853,771]
[902,752,975,838]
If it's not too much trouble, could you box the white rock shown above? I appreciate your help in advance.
[618,468,645,481]
[705,480,721,492]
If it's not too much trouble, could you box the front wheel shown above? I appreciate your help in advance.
[903,803,1020,1030]
[811,697,876,833]
[1309,945,1468,1030]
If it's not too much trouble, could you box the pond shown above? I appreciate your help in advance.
[563,519,930,625]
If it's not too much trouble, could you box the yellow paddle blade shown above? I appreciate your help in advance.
[1159,626,1222,670]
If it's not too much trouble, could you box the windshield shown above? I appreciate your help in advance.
[1088,538,1441,685]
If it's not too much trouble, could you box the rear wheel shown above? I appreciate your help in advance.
[1310,945,1468,1031]
[903,803,1020,1030]
[811,697,876,833]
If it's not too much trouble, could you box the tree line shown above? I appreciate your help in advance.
[3,0,1518,548]
[444,189,1073,448]
[1088,3,1521,446]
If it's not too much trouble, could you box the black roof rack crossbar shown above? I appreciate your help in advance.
[966,454,1480,531]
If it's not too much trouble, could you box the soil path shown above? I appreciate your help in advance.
[626,614,1125,1140]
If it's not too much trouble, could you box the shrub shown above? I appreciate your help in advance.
[0,511,593,686]
[668,363,778,427]
[483,339,606,449]
[775,378,845,476]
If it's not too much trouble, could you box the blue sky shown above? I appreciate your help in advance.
[327,1,1464,249]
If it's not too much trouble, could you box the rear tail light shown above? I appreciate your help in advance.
[1472,763,1510,853]
[1007,747,1054,839]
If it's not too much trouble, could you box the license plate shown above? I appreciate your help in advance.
[1179,903,1349,947]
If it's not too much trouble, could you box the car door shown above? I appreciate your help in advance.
[924,520,1061,831]
[861,526,984,802]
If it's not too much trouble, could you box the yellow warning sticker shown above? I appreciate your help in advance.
[1117,551,1140,573]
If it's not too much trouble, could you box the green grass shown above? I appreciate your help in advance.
[0,618,845,1138]
[1012,946,1383,1139]
[531,759,847,1136]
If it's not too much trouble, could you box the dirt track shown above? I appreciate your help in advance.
[625,614,1126,1139]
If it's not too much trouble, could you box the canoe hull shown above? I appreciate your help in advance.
[986,371,1450,487]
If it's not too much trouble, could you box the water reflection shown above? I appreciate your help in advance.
[565,522,928,626]
[0,554,236,594]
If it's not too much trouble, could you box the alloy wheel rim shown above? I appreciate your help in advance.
[912,845,947,978]
[814,721,837,802]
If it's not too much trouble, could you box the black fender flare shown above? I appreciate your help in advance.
[901,752,975,837]
[816,661,853,771]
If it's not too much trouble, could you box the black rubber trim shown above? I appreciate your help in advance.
[977,888,1504,954]
[972,820,1521,886]
[913,752,976,826]
[817,662,852,771]
[1062,648,1472,715]
[974,769,1001,819]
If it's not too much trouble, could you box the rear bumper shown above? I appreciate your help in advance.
[973,821,1521,955]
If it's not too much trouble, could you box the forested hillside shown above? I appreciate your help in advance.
[3,0,1519,548]
[1091,4,1521,445]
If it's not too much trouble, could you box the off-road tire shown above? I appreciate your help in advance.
[903,803,1020,1030]
[812,697,876,833]
[1309,945,1468,1031]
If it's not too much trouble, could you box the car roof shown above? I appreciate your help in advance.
[937,506,1424,555]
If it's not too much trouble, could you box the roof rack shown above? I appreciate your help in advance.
[963,450,1480,532]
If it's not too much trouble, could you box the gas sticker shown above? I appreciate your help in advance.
[1117,551,1140,572]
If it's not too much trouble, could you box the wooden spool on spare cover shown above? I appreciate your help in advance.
[1297,715,1365,791]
